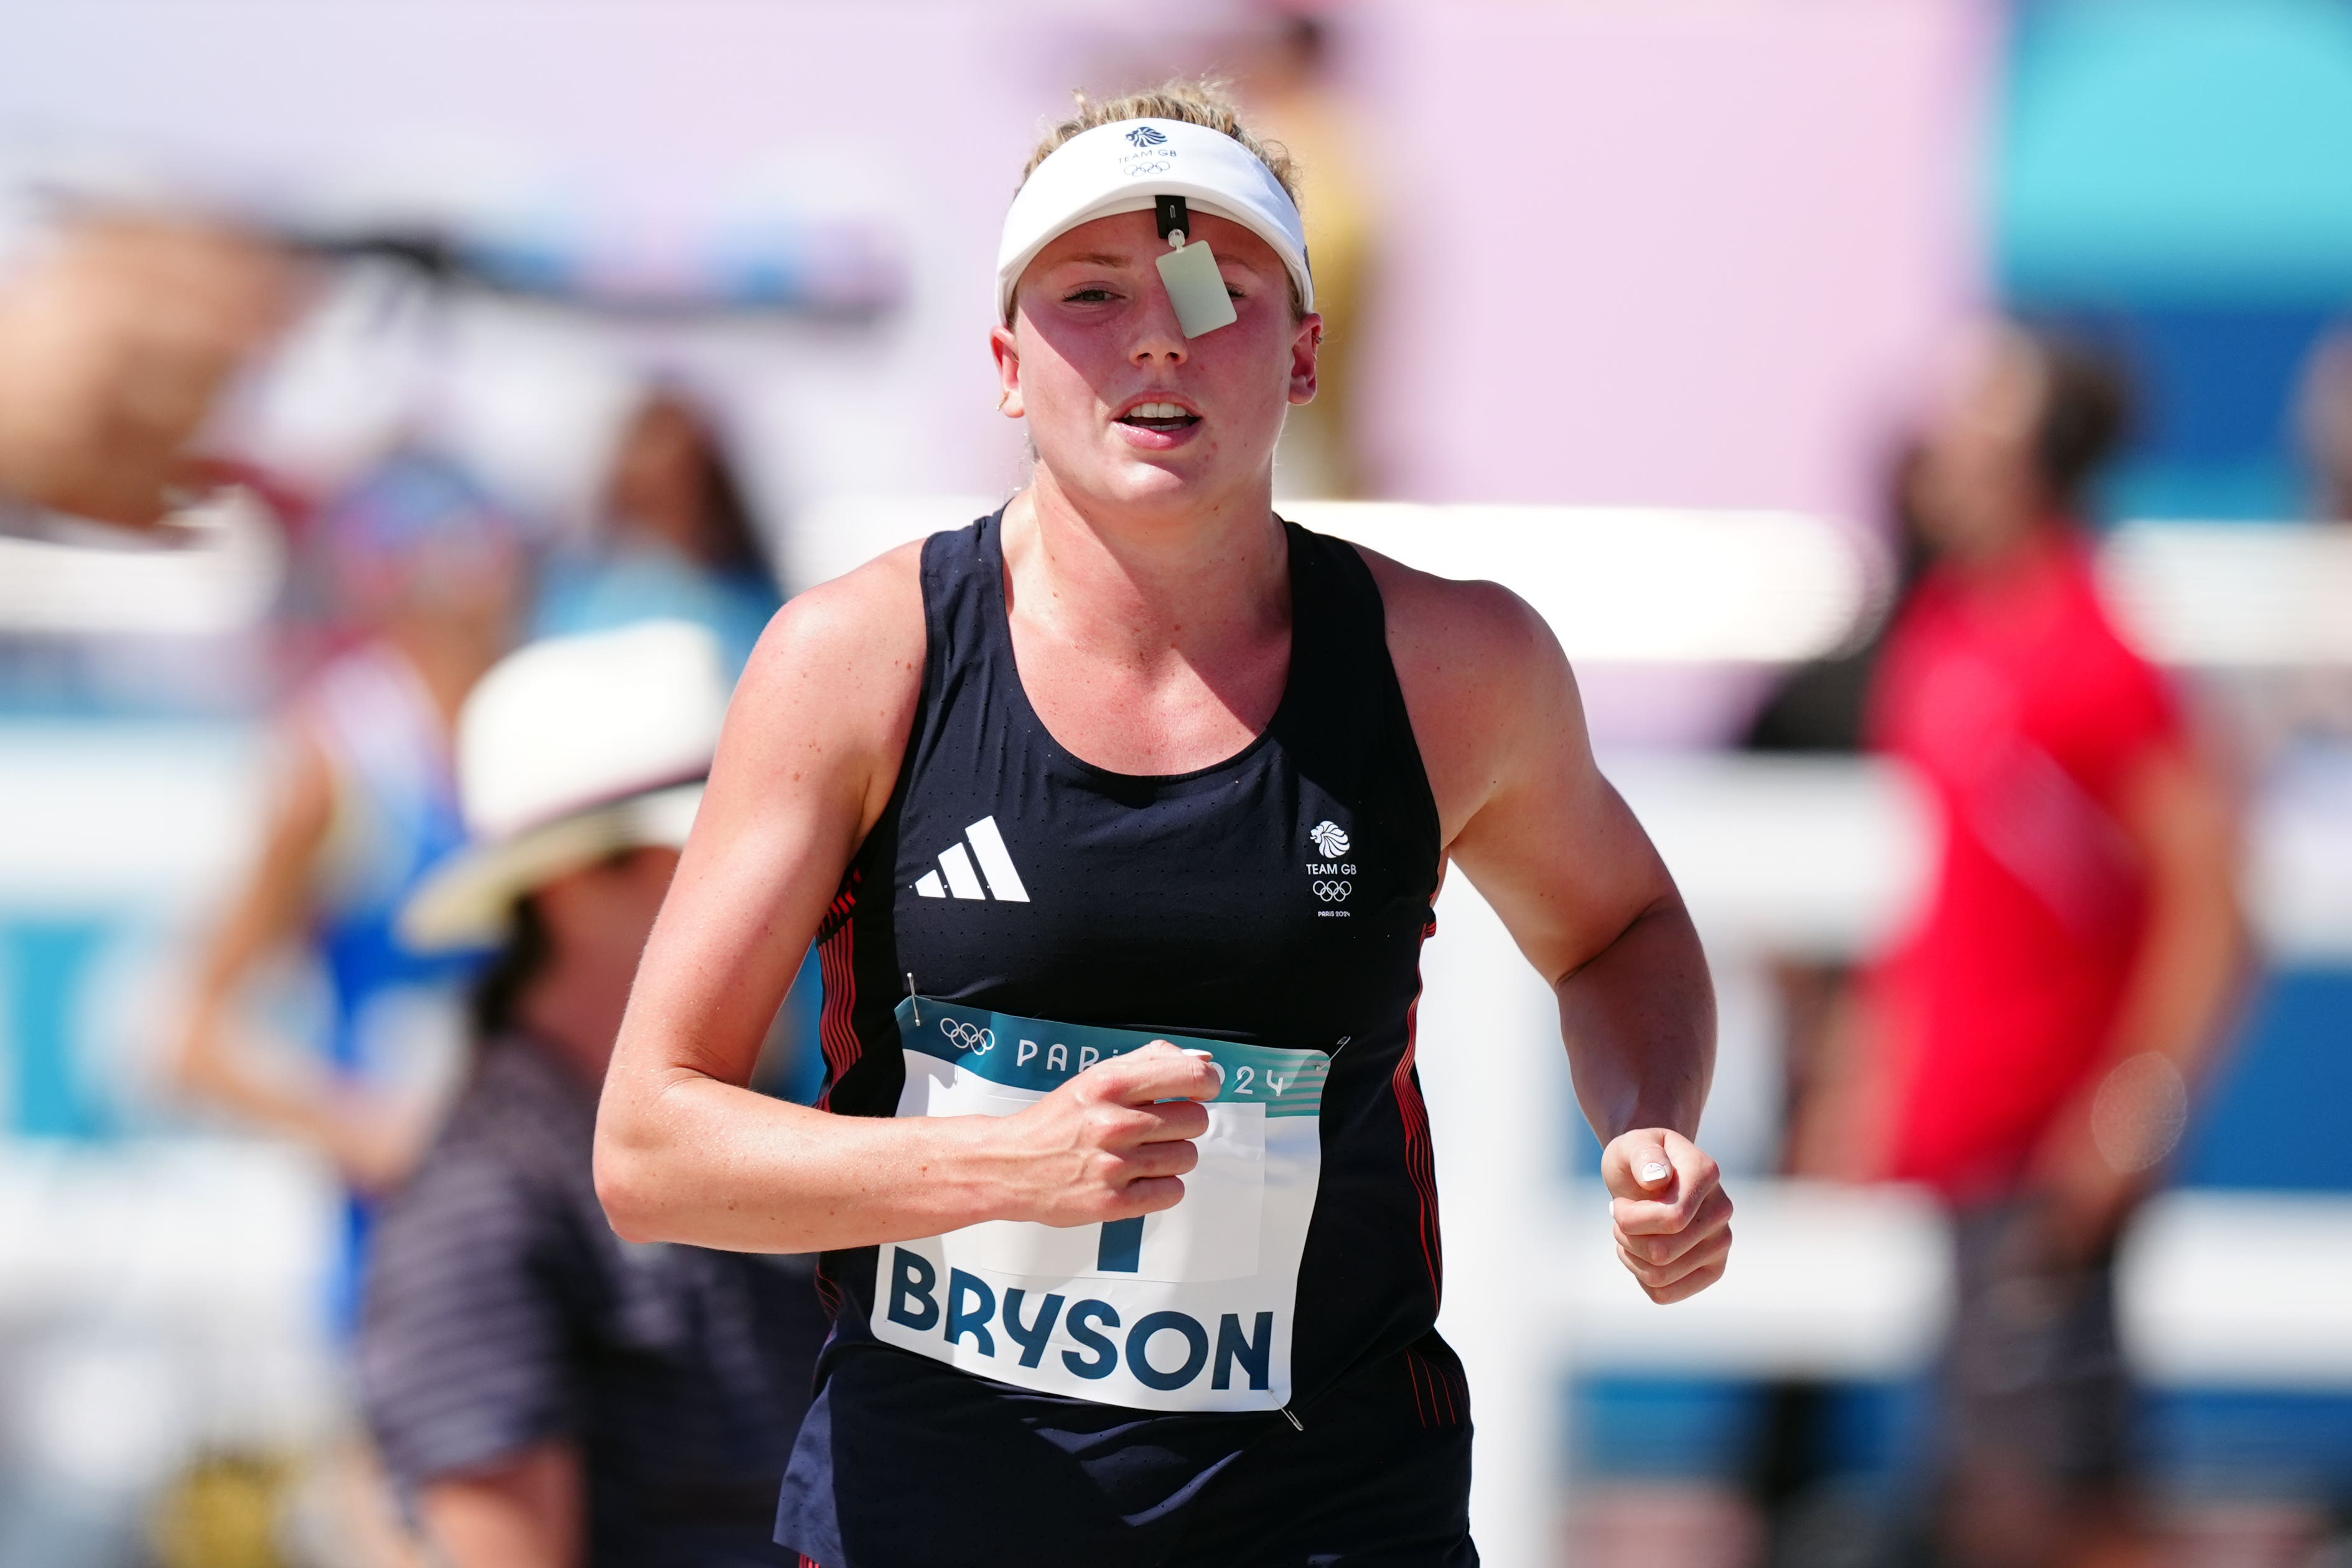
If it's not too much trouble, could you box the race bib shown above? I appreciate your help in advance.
[872,996,1327,1412]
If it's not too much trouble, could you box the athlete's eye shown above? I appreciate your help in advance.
[1064,286,1118,304]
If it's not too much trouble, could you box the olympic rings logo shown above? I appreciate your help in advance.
[1312,880,1351,903]
[940,1019,996,1054]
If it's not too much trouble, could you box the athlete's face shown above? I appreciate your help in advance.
[994,210,1319,515]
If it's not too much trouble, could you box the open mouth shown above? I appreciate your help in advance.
[1116,400,1202,434]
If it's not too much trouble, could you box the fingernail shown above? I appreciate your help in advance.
[1640,1162,1669,1183]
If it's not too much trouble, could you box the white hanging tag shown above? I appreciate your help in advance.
[1155,233,1238,338]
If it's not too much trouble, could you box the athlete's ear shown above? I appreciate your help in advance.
[990,323,1025,419]
[1287,311,1322,408]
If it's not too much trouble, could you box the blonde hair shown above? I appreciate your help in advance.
[1022,80,1301,203]
[1014,80,1307,320]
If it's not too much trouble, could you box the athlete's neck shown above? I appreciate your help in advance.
[1004,467,1289,671]
[996,467,1292,774]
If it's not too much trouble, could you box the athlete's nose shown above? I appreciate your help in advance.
[1131,282,1188,368]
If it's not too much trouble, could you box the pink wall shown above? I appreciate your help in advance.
[1355,0,1990,517]
[0,0,1992,739]
[1338,0,1994,740]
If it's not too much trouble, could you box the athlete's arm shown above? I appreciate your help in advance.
[1366,552,1729,1304]
[595,546,1222,1253]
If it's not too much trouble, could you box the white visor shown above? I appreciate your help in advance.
[996,118,1314,323]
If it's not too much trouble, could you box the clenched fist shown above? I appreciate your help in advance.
[976,1040,1225,1229]
[1601,1128,1732,1304]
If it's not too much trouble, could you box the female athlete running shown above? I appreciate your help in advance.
[596,84,1729,1568]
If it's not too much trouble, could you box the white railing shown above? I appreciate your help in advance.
[1416,869,2352,1562]
[12,502,2352,1561]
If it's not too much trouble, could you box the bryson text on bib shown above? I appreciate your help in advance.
[872,996,1327,1412]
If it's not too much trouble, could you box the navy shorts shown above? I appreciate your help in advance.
[777,1335,1477,1568]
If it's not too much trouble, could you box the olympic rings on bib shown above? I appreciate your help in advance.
[1312,880,1351,903]
[940,1018,996,1054]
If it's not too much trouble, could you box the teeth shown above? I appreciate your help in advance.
[1128,401,1188,419]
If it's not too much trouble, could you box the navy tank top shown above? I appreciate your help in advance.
[775,513,1476,1568]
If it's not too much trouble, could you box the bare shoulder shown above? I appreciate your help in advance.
[1351,545,1585,840]
[719,539,928,828]
[1355,546,1559,681]
[744,539,926,693]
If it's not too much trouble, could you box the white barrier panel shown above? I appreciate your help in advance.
[2118,1192,2352,1390]
[0,725,259,910]
[1503,1172,2352,1394]
[1546,1178,1953,1381]
[0,1141,342,1475]
[0,490,283,637]
[1603,754,1933,959]
[1607,752,2352,964]
[788,497,1880,665]
[1284,503,1872,664]
[2104,521,2352,666]
[780,493,989,590]
[797,498,2352,672]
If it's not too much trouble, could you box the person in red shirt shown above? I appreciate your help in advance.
[1853,325,2246,1567]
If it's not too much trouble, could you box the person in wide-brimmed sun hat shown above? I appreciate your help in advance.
[359,620,828,1568]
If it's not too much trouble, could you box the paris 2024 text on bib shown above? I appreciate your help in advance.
[872,996,1328,1413]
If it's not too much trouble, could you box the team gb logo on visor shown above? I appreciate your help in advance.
[1118,124,1174,177]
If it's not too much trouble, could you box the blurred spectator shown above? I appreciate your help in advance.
[533,388,781,678]
[169,452,523,1564]
[0,215,294,531]
[2212,328,2352,768]
[1236,5,1378,497]
[175,453,523,1295]
[363,622,824,1567]
[2298,327,2352,524]
[1809,324,2246,1568]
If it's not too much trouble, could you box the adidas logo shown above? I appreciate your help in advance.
[913,816,1030,902]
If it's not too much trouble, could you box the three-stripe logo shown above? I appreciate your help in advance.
[913,816,1030,903]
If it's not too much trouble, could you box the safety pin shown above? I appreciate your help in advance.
[905,972,920,1027]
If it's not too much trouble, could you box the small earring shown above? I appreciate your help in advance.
[996,388,1010,411]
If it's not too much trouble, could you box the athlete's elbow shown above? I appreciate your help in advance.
[592,1121,673,1244]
